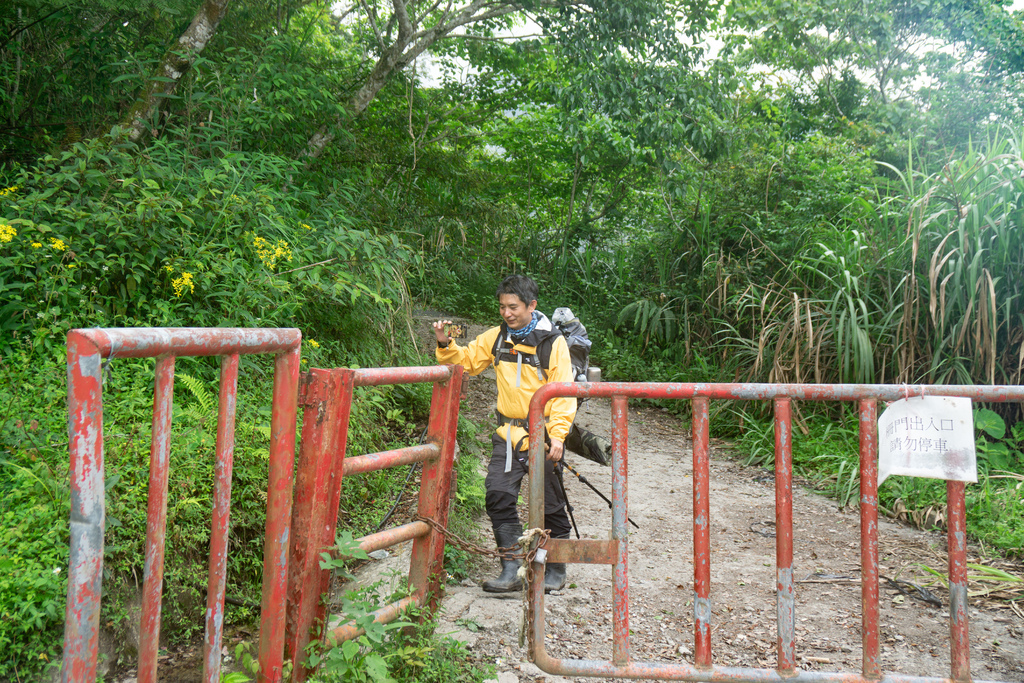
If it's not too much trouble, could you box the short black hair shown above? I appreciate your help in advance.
[496,275,538,306]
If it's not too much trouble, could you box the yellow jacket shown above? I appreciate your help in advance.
[437,316,577,449]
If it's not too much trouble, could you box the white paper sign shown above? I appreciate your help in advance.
[878,396,977,485]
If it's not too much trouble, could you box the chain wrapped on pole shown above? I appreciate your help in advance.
[413,513,555,659]
[515,528,552,659]
[413,515,549,564]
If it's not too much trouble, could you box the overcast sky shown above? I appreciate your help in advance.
[416,2,1024,88]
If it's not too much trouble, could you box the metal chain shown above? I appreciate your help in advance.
[411,511,548,561]
[412,514,550,660]
[516,527,550,662]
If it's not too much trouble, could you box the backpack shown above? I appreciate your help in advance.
[550,307,592,382]
[490,307,592,382]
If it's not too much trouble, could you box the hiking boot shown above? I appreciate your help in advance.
[544,562,567,593]
[482,524,523,593]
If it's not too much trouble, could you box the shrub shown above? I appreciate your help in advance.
[0,133,416,354]
[0,348,70,679]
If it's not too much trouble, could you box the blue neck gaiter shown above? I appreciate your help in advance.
[508,312,540,342]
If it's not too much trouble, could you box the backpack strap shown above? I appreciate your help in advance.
[536,335,555,374]
[536,334,586,389]
[491,332,544,385]
[491,327,559,385]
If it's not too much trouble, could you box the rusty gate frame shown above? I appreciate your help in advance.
[63,329,465,683]
[526,382,1022,683]
[284,365,463,683]
[63,328,302,683]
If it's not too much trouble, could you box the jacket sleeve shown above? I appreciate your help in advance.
[544,335,577,442]
[436,326,500,376]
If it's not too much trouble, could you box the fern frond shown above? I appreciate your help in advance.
[238,422,272,441]
[176,372,216,415]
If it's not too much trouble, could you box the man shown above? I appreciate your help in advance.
[433,275,575,593]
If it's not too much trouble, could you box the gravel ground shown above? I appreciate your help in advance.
[401,317,1024,683]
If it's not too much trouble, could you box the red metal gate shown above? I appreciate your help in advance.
[63,328,302,683]
[62,328,463,683]
[284,365,463,682]
[524,381,1022,683]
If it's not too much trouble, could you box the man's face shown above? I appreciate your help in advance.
[499,293,536,330]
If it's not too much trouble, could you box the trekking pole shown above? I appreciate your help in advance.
[562,460,640,530]
[553,462,581,539]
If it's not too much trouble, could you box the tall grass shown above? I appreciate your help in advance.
[903,132,1024,387]
[707,126,1024,396]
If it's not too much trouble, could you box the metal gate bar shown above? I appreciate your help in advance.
[285,364,462,683]
[859,398,881,678]
[948,480,970,681]
[526,382,1024,683]
[774,398,795,675]
[611,395,629,666]
[138,354,176,682]
[63,328,301,683]
[691,397,711,668]
[205,354,240,679]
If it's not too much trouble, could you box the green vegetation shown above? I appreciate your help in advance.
[734,406,1024,555]
[2,0,1024,678]
[0,133,412,352]
[311,535,491,683]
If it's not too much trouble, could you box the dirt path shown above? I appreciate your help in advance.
[401,317,1023,683]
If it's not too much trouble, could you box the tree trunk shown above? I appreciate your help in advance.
[122,0,234,143]
[303,33,434,160]
[302,0,519,161]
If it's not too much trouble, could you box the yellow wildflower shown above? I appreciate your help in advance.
[0,185,18,198]
[50,237,67,251]
[164,265,174,273]
[301,223,313,231]
[307,339,320,348]
[274,241,292,263]
[172,272,195,297]
[253,235,292,270]
[0,224,15,242]
[31,242,42,248]
[67,264,77,269]
[253,236,271,266]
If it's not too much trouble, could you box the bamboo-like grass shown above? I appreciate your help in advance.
[703,126,1024,408]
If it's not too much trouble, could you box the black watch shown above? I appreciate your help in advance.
[437,339,449,348]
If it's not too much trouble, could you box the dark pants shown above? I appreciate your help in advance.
[485,432,571,539]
